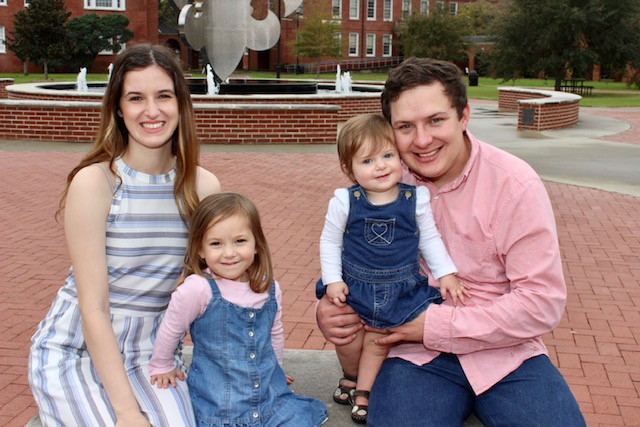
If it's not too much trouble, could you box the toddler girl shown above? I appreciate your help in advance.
[316,114,468,424]
[151,192,327,427]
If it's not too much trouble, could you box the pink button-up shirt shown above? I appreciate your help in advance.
[390,130,566,395]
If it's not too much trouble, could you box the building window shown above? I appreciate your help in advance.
[382,34,392,57]
[436,1,456,14]
[383,0,392,21]
[366,34,375,57]
[348,33,359,56]
[24,0,30,5]
[1,0,8,6]
[349,0,359,19]
[99,37,126,55]
[334,31,342,54]
[0,27,5,54]
[420,0,429,14]
[367,0,376,20]
[402,0,411,19]
[268,0,275,12]
[332,0,341,19]
[85,0,125,11]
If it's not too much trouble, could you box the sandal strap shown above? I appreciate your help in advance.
[342,371,358,382]
[352,389,370,399]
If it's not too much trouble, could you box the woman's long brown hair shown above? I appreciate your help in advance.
[56,43,200,223]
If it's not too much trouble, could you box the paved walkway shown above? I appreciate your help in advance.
[1,103,639,426]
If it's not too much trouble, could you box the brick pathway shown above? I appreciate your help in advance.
[1,106,639,426]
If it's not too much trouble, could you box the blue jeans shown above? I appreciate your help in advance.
[368,353,586,427]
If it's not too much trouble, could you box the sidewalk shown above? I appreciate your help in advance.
[1,103,639,426]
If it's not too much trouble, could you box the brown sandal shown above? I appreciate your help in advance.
[332,371,357,405]
[350,390,370,424]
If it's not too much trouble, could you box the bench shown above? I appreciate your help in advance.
[498,87,581,130]
[26,349,483,426]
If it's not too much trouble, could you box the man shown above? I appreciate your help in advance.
[316,57,585,426]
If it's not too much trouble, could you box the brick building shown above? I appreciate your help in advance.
[1,0,490,74]
[0,0,158,73]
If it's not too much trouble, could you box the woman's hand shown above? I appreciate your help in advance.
[316,294,363,346]
[365,312,426,346]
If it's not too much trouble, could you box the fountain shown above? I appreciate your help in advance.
[76,67,88,92]
[0,0,384,145]
[205,64,219,95]
[334,65,353,93]
[107,63,114,83]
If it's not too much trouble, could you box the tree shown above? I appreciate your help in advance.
[159,0,181,30]
[6,0,70,79]
[395,8,466,62]
[291,4,342,76]
[457,0,498,36]
[66,14,134,71]
[489,0,640,90]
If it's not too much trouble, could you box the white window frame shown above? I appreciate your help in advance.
[449,1,458,15]
[0,0,8,6]
[366,34,375,57]
[349,0,360,20]
[420,0,429,14]
[348,33,359,57]
[382,34,392,57]
[99,37,126,56]
[0,27,6,54]
[85,0,125,11]
[24,0,31,5]
[332,0,342,19]
[367,0,376,20]
[402,0,411,19]
[383,0,392,21]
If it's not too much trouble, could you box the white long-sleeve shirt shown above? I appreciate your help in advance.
[319,185,457,286]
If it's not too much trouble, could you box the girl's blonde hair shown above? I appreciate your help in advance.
[337,114,396,182]
[56,43,201,222]
[183,193,274,294]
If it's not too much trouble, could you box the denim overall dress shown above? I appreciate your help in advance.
[187,277,327,427]
[317,183,443,328]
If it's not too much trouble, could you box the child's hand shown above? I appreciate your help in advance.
[326,281,349,307]
[150,369,185,389]
[285,373,294,385]
[439,274,470,306]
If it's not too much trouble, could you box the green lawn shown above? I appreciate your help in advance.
[2,71,638,108]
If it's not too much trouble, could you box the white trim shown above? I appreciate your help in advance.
[85,0,125,11]
[366,34,375,57]
[382,34,392,57]
[383,0,393,21]
[367,0,376,20]
[349,0,360,20]
[348,33,359,57]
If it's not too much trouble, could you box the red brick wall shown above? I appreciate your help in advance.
[499,88,580,130]
[518,102,580,131]
[0,79,14,99]
[0,100,381,144]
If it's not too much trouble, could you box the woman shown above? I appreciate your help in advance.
[29,44,221,426]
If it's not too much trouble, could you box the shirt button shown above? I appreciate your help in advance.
[248,331,254,337]
[434,195,439,200]
[254,381,260,388]
[248,311,255,318]
[252,412,259,419]
[250,352,256,359]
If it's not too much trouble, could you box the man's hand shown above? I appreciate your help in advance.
[316,294,363,346]
[365,312,426,346]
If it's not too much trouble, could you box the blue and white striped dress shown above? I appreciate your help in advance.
[29,158,196,426]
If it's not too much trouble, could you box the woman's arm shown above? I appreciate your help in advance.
[67,164,150,426]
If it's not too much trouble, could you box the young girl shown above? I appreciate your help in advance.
[316,114,469,424]
[28,44,221,426]
[150,192,327,427]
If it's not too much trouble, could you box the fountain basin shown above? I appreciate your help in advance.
[0,79,383,144]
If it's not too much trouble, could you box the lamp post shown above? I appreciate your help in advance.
[276,0,282,79]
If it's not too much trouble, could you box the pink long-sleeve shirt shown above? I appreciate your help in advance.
[150,270,285,376]
[388,131,567,395]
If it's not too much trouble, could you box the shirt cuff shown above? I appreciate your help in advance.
[423,303,454,353]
